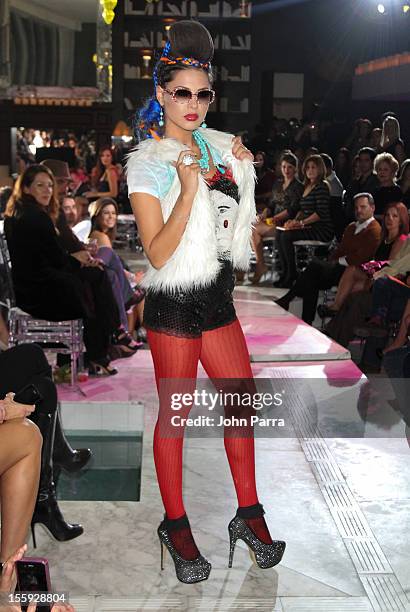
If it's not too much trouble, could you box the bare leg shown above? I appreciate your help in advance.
[0,419,42,562]
[127,301,144,329]
[384,299,410,354]
[251,223,275,282]
[329,266,368,310]
[0,312,8,348]
[135,300,144,325]
[251,224,265,268]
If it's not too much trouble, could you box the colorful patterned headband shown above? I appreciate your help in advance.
[153,41,211,88]
[159,56,210,70]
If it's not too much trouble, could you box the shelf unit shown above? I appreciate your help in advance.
[112,0,252,133]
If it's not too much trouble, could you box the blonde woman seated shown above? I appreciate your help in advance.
[88,197,145,337]
[251,151,303,283]
[320,202,409,317]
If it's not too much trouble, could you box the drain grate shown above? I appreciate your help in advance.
[311,459,345,484]
[345,539,393,574]
[361,575,410,611]
[322,482,358,509]
[295,423,409,612]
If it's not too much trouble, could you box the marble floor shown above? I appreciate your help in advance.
[28,281,410,612]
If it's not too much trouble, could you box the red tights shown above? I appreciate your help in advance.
[148,319,272,553]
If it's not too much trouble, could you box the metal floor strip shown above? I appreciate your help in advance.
[190,598,282,611]
[96,598,184,611]
[289,415,409,611]
[279,597,373,611]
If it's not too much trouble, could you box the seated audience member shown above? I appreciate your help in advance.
[251,151,303,283]
[4,165,123,375]
[321,153,343,198]
[318,202,409,316]
[70,157,89,194]
[356,274,410,341]
[88,197,145,339]
[354,274,410,372]
[254,151,276,213]
[394,141,407,166]
[345,118,373,155]
[0,344,90,544]
[325,237,410,348]
[373,152,403,217]
[380,115,405,158]
[75,195,92,222]
[370,127,382,152]
[0,399,41,566]
[351,154,361,182]
[334,147,351,189]
[321,153,346,240]
[275,193,381,325]
[41,159,91,255]
[275,154,334,288]
[61,196,79,229]
[41,161,141,354]
[84,146,119,200]
[343,147,379,223]
[398,159,410,209]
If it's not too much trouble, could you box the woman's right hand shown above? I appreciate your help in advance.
[0,393,35,421]
[257,208,269,223]
[173,150,201,199]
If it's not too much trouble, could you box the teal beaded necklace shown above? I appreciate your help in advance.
[193,130,210,174]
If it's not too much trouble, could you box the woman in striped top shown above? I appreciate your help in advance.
[275,154,334,287]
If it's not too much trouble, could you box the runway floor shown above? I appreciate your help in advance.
[32,280,410,612]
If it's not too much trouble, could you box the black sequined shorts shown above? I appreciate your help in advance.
[143,260,237,338]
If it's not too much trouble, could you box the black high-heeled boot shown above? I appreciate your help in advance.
[228,503,286,569]
[31,411,83,547]
[53,410,92,473]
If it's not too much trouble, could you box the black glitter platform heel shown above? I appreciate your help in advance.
[228,504,286,569]
[158,515,211,584]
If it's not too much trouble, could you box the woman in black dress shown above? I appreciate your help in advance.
[85,146,119,200]
[254,151,276,213]
[373,152,403,218]
[251,150,303,283]
[275,154,334,287]
[4,165,120,375]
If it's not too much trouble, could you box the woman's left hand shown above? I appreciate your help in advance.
[0,545,27,593]
[284,219,301,230]
[0,393,35,421]
[232,136,254,162]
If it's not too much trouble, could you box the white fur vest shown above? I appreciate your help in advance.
[126,127,256,293]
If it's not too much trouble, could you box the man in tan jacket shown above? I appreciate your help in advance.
[275,193,382,324]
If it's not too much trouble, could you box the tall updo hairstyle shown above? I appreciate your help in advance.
[135,20,214,141]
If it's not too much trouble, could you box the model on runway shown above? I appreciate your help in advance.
[127,20,285,583]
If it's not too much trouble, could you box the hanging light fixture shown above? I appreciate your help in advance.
[100,0,118,25]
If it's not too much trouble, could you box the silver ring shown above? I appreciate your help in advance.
[182,154,195,166]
